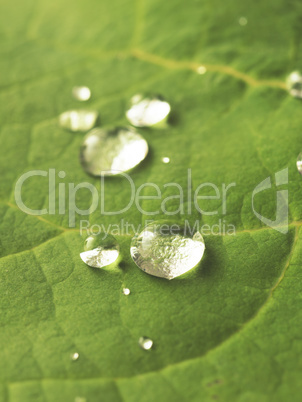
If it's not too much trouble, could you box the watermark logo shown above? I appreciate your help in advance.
[13,167,289,235]
[252,168,288,234]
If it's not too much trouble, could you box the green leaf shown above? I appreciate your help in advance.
[1,0,302,401]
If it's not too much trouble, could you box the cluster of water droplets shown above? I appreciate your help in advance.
[57,63,302,358]
[58,87,206,280]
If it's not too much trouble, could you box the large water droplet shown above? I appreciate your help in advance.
[72,86,91,101]
[139,337,153,350]
[59,110,99,132]
[80,127,148,176]
[287,71,302,99]
[130,221,205,280]
[126,94,171,128]
[297,152,302,174]
[80,234,119,268]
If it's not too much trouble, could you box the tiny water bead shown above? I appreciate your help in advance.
[297,152,302,175]
[123,288,131,295]
[287,71,302,99]
[126,94,171,128]
[80,234,119,268]
[59,109,99,132]
[130,221,205,280]
[162,157,170,164]
[196,65,207,75]
[80,127,148,176]
[238,16,248,26]
[139,337,153,350]
[71,352,79,361]
[72,86,91,101]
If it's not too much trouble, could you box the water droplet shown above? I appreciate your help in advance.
[71,352,79,361]
[72,86,91,101]
[130,221,205,280]
[80,234,119,268]
[139,336,153,350]
[238,16,248,26]
[126,94,171,128]
[80,127,148,176]
[287,71,302,99]
[59,110,98,132]
[123,287,131,295]
[162,157,170,164]
[75,397,86,402]
[196,65,207,75]
[297,152,302,174]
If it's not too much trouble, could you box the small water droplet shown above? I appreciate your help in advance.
[123,288,131,295]
[162,157,170,164]
[287,71,302,99]
[72,86,91,101]
[126,94,171,128]
[80,234,119,268]
[71,352,79,361]
[130,221,205,280]
[139,336,153,350]
[59,110,99,132]
[297,152,302,174]
[196,65,207,75]
[238,16,248,26]
[80,127,148,176]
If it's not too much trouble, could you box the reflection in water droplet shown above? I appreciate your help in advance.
[80,127,148,176]
[59,110,98,132]
[126,94,171,128]
[297,152,302,175]
[130,221,205,280]
[72,86,91,101]
[80,234,119,268]
[123,288,131,295]
[71,352,79,361]
[287,71,302,99]
[139,337,153,350]
[162,157,170,164]
[196,66,207,75]
[238,16,248,26]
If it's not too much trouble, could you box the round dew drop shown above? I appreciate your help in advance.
[287,71,302,99]
[80,126,148,176]
[123,288,131,295]
[196,65,207,74]
[72,86,91,101]
[139,337,153,350]
[59,109,98,132]
[297,152,302,175]
[126,94,171,128]
[238,16,248,26]
[71,352,79,361]
[80,234,119,268]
